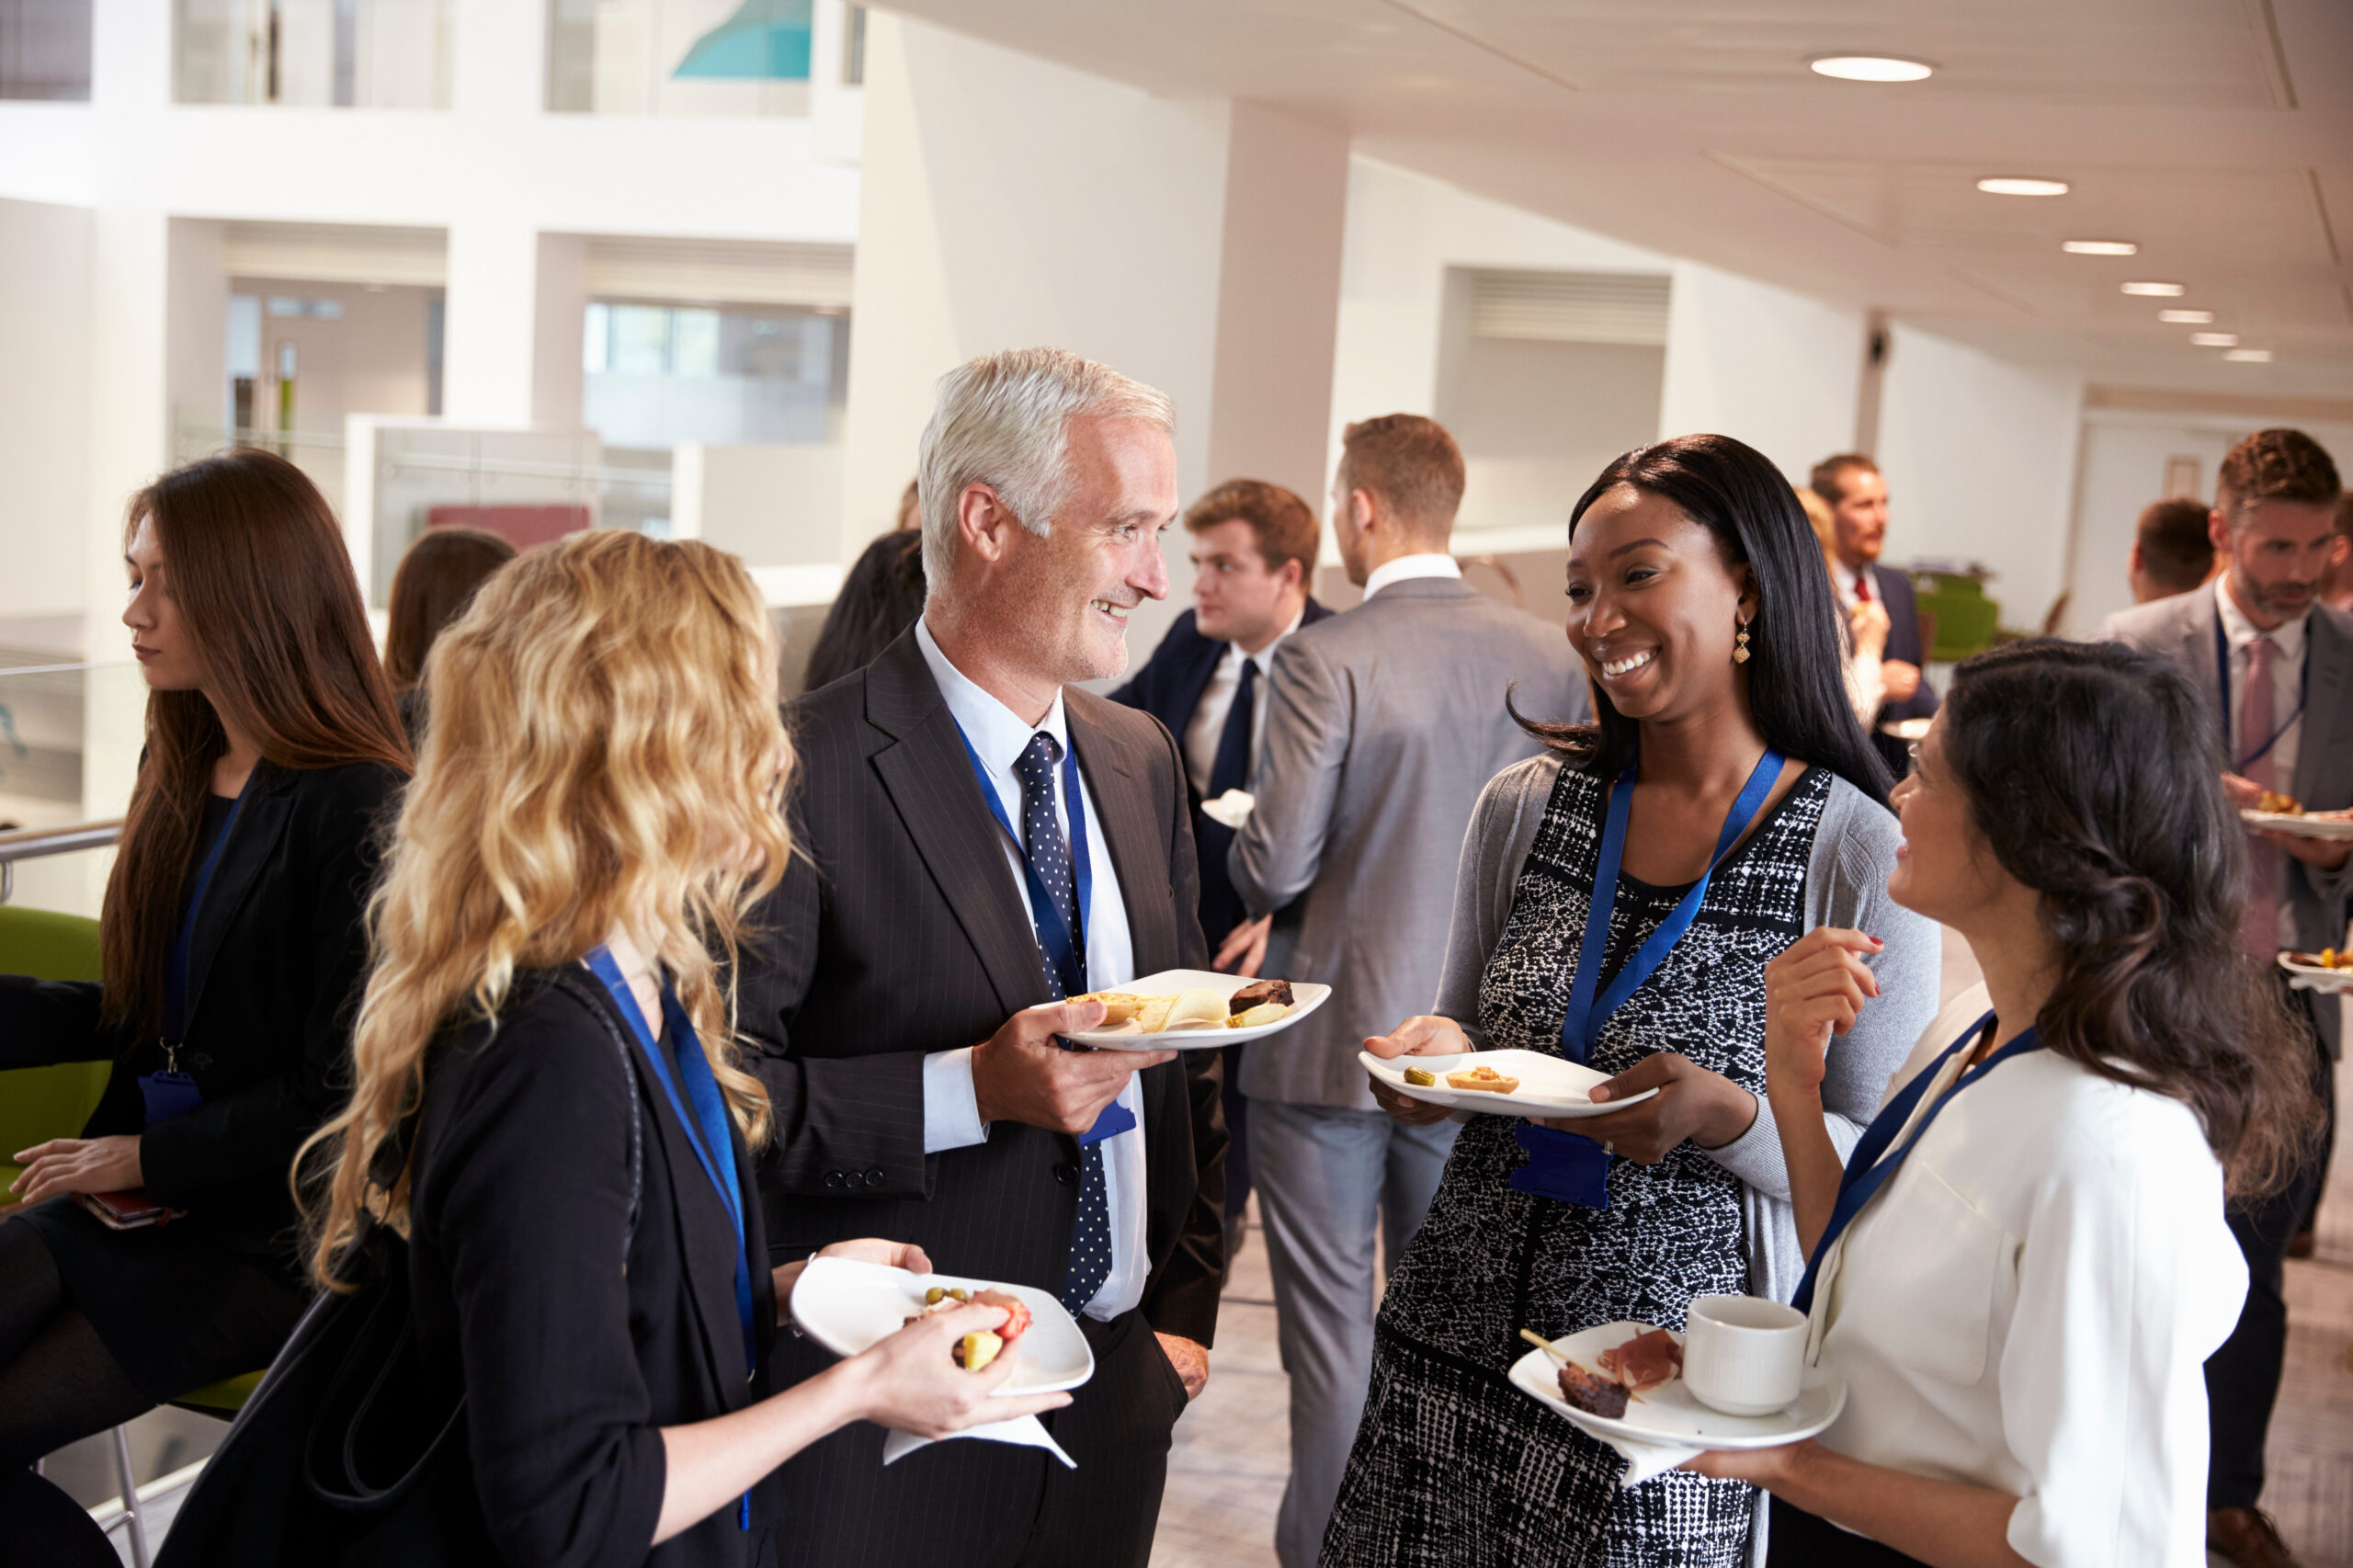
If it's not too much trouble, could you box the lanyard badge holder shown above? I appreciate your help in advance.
[1513,747,1785,1209]
[141,789,249,1128]
[953,722,1136,1148]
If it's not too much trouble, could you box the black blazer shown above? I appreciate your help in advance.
[1865,564,1938,770]
[408,971,779,1568]
[738,628,1227,1347]
[1108,599,1333,943]
[0,759,400,1251]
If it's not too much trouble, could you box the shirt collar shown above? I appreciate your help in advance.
[1223,605,1307,674]
[1362,552,1462,600]
[915,614,1068,775]
[2214,575,2307,662]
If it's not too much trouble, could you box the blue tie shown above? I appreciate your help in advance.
[1015,733,1113,1312]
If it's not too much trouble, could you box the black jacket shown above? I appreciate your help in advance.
[0,759,400,1252]
[1108,599,1334,943]
[408,971,779,1568]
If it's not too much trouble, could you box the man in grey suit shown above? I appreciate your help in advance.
[2100,427,2345,1568]
[1224,414,1589,1568]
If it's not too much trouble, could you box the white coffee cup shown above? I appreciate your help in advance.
[1682,1294,1807,1416]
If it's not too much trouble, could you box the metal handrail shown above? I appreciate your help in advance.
[0,819,124,904]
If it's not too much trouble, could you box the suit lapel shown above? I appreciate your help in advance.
[2180,593,2232,768]
[864,635,1051,1018]
[2297,612,2353,805]
[182,766,298,1037]
[1067,694,1178,979]
[637,1024,745,1392]
[1166,635,1222,769]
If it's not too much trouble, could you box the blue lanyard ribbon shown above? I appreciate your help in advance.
[581,949,760,1421]
[950,720,1134,1147]
[2214,616,2308,773]
[162,787,249,1056]
[1790,1011,2042,1314]
[1512,747,1785,1209]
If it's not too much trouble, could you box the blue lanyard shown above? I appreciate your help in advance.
[2214,617,2308,772]
[162,786,250,1057]
[952,721,1093,999]
[582,946,758,1539]
[1791,1011,2042,1314]
[1558,746,1785,1062]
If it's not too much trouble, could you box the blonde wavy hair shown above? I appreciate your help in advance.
[301,529,794,1289]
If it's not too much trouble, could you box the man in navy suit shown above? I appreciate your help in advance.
[1813,452,1938,773]
[1112,478,1329,1255]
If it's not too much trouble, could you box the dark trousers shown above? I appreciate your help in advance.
[1222,1041,1252,1221]
[766,1306,1187,1567]
[1768,1495,1926,1566]
[2206,989,2336,1509]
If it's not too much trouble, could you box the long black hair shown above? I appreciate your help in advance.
[1512,433,1893,805]
[1938,639,2318,1197]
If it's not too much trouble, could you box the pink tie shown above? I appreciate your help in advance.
[2242,635,2279,959]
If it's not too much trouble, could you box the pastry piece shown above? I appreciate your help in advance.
[1403,1066,1438,1087]
[1229,1001,1290,1028]
[2256,790,2302,814]
[1446,1063,1520,1094]
[1556,1360,1630,1419]
[1162,988,1228,1030]
[1074,992,1147,1024]
[956,1331,1005,1371]
[1228,978,1294,1013]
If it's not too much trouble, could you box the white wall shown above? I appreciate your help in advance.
[1656,259,1865,485]
[1875,324,2085,635]
[0,199,94,631]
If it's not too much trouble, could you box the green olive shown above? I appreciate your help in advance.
[1404,1066,1437,1087]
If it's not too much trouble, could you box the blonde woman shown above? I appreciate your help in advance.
[302,532,1065,1566]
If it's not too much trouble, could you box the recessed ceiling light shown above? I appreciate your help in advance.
[1977,177,2069,197]
[2158,310,2215,324]
[2063,240,2139,256]
[2121,281,2186,296]
[2224,348,2273,362]
[2190,333,2240,347]
[1809,55,1935,82]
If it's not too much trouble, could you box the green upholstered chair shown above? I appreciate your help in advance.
[0,905,110,1199]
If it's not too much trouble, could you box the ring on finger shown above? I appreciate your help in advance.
[1602,1140,1615,1157]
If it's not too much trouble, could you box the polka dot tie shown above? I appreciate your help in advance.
[1016,732,1111,1313]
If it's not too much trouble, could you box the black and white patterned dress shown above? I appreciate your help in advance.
[1321,761,1833,1568]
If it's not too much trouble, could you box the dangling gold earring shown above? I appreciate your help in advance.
[1733,618,1752,665]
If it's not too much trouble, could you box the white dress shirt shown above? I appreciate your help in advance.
[1360,551,1461,601]
[1832,560,1869,612]
[2215,576,2307,946]
[912,617,1149,1321]
[1806,985,2247,1568]
[1181,606,1305,799]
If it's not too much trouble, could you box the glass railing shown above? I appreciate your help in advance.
[174,0,451,108]
[0,656,145,918]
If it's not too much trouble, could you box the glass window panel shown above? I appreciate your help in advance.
[608,305,672,376]
[671,309,721,379]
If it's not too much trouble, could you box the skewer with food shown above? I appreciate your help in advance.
[1521,1324,1685,1417]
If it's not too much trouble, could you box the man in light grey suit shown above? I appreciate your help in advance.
[1224,414,1589,1568]
[2099,426,2345,1568]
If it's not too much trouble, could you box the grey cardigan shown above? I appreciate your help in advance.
[1432,755,1941,1304]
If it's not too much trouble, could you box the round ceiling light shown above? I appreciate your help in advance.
[1809,55,1935,82]
[1977,177,2069,197]
[2121,281,2187,296]
[2158,310,2215,324]
[2190,333,2240,347]
[2224,349,2273,362]
[2063,239,2139,256]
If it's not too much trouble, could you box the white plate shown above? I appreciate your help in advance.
[1878,717,1933,742]
[788,1257,1094,1395]
[1063,968,1333,1050]
[1358,1047,1661,1119]
[2278,952,2353,993]
[2242,809,2353,841]
[1509,1322,1846,1451]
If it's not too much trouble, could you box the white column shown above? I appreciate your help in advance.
[531,231,588,428]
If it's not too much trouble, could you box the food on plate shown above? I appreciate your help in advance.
[1597,1326,1685,1394]
[1229,978,1294,1013]
[1446,1063,1520,1094]
[1163,988,1229,1030]
[1555,1359,1630,1419]
[1136,995,1178,1034]
[1403,1066,1438,1087]
[2256,790,2302,814]
[1229,1001,1291,1028]
[907,1283,1033,1370]
[957,1330,1005,1370]
[1074,992,1148,1024]
[2292,949,2353,971]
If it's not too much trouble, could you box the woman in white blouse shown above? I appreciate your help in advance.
[1692,639,2320,1567]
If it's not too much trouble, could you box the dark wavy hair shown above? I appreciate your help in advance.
[1938,639,2319,1196]
[1513,434,1892,805]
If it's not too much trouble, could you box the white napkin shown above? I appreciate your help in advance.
[1200,790,1255,828]
[881,1412,1075,1469]
[1603,1430,1699,1486]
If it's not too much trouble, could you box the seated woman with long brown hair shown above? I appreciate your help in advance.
[300,530,1063,1565]
[0,449,411,1562]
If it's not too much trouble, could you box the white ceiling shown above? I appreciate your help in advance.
[882,0,2353,400]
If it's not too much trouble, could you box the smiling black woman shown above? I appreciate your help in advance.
[1335,433,1939,1568]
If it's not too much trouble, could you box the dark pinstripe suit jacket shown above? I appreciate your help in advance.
[740,627,1229,1349]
